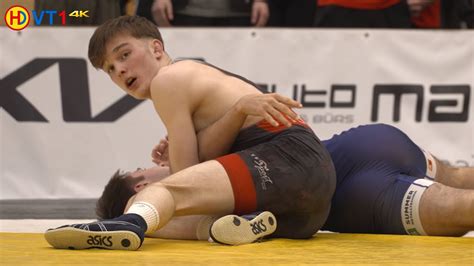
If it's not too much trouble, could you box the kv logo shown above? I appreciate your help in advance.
[0,58,143,122]
[371,84,471,122]
[87,235,113,247]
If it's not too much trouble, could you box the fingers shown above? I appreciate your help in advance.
[165,3,174,21]
[273,101,299,121]
[273,93,303,108]
[158,138,168,149]
[251,2,269,27]
[151,145,161,160]
[152,158,169,167]
[152,0,172,26]
[251,5,258,25]
[152,148,168,166]
[263,101,297,127]
[151,138,169,160]
[268,94,302,127]
[237,93,303,127]
[254,10,268,27]
[263,113,279,127]
[253,93,303,127]
[270,98,299,119]
[159,9,171,26]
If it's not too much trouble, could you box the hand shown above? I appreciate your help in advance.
[407,0,434,17]
[151,136,170,166]
[235,93,302,127]
[152,0,174,26]
[251,1,269,27]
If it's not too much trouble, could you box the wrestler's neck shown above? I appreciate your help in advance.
[158,53,173,69]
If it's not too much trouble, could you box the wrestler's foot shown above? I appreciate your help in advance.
[209,211,277,245]
[44,214,145,251]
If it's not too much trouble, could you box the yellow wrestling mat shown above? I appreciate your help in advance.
[1,232,473,265]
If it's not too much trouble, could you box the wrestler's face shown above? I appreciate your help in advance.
[129,166,170,192]
[102,34,164,100]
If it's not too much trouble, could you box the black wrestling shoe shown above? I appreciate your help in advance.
[44,220,145,251]
[209,211,277,245]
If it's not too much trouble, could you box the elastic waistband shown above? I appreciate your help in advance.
[256,118,309,133]
[401,179,434,236]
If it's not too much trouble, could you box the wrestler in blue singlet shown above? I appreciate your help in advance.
[321,123,435,235]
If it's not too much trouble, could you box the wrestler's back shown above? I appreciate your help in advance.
[159,60,263,132]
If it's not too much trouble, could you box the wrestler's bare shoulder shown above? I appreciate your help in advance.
[155,60,197,81]
[149,61,197,96]
[148,61,215,110]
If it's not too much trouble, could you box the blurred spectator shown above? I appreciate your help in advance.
[440,0,473,28]
[395,0,472,28]
[313,0,473,28]
[410,0,441,28]
[267,0,317,27]
[121,0,139,16]
[136,0,269,27]
[313,0,412,28]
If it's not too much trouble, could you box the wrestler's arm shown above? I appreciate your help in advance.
[150,69,200,173]
[197,93,302,161]
[146,215,219,240]
[197,105,246,161]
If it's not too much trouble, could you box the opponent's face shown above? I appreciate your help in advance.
[128,166,170,192]
[102,34,164,100]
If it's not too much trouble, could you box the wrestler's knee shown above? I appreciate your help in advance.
[274,206,331,239]
[432,158,451,182]
[419,183,472,236]
[292,211,330,239]
[432,158,474,189]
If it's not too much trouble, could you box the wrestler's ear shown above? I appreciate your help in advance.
[150,39,164,59]
[134,180,150,193]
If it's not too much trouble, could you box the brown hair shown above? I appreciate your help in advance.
[95,170,144,219]
[88,15,164,69]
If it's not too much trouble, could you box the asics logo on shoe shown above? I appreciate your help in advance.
[251,219,267,235]
[86,235,113,247]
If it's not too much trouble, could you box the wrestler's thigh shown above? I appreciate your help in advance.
[323,171,419,235]
[159,160,235,216]
[238,133,335,214]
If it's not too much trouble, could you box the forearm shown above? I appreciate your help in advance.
[197,106,247,162]
[197,92,303,161]
[169,136,199,173]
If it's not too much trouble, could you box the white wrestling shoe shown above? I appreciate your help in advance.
[209,211,277,245]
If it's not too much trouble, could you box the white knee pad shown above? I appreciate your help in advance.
[401,179,434,236]
[421,149,437,180]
